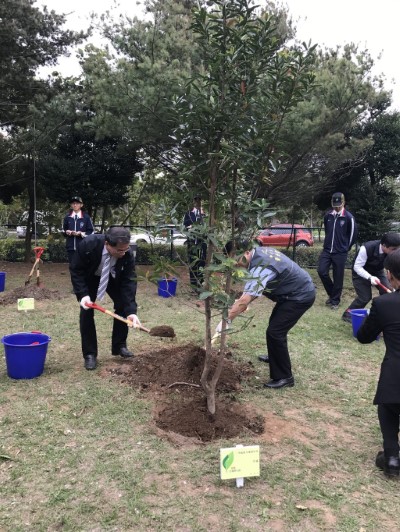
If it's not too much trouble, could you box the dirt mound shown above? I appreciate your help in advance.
[0,286,62,305]
[101,343,263,442]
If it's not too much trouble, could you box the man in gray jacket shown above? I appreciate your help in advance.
[215,241,316,389]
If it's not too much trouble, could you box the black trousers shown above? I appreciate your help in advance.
[266,295,315,380]
[346,274,390,311]
[187,240,207,288]
[67,250,75,264]
[80,276,129,359]
[377,403,400,456]
[317,250,347,305]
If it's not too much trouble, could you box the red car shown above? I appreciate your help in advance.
[256,224,314,247]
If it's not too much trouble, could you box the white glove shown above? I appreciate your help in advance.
[80,295,93,310]
[370,276,379,286]
[127,314,141,328]
[216,319,232,334]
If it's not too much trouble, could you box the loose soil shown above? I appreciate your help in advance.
[101,343,264,442]
[0,285,62,305]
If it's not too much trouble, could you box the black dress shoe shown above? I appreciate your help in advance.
[112,347,134,358]
[84,355,97,370]
[264,376,294,389]
[375,450,400,477]
[258,354,270,363]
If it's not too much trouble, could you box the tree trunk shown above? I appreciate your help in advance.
[200,159,224,415]
[24,157,34,262]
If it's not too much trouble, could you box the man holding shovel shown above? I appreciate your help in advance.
[341,232,400,323]
[215,240,315,389]
[70,226,140,370]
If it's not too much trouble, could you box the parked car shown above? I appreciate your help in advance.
[130,225,187,246]
[256,224,314,247]
[17,211,48,239]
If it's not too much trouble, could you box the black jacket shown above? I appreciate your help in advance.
[357,290,400,404]
[70,234,137,315]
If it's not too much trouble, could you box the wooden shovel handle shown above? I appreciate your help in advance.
[86,302,150,333]
[27,257,40,279]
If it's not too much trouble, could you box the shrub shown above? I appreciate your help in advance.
[135,243,187,265]
[280,246,357,269]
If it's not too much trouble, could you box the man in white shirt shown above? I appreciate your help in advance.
[342,232,400,323]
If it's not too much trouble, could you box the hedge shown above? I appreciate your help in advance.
[0,238,187,265]
[0,238,357,269]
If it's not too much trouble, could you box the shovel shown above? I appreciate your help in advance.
[376,280,393,294]
[25,247,45,286]
[86,302,175,338]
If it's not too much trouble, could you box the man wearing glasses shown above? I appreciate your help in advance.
[70,226,141,370]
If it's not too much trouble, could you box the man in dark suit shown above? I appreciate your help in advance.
[357,249,400,477]
[70,226,140,370]
[183,195,207,290]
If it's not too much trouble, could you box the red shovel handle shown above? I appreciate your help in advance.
[376,280,393,294]
[86,302,106,313]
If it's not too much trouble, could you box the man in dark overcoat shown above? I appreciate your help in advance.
[357,248,400,477]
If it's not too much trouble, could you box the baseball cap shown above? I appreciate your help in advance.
[71,196,83,203]
[331,192,344,207]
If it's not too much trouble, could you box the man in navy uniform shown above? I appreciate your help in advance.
[317,192,357,309]
[183,195,207,290]
[62,196,94,264]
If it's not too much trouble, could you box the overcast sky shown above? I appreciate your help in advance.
[38,0,400,109]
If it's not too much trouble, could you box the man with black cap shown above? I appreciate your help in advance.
[342,232,400,322]
[183,195,207,290]
[317,192,357,309]
[63,196,94,264]
[70,226,140,370]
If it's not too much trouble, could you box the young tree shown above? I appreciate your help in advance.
[170,0,316,414]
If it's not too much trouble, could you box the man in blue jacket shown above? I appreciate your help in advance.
[63,196,94,264]
[317,192,357,309]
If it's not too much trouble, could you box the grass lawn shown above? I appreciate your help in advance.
[0,261,399,531]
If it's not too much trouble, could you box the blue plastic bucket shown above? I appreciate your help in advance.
[1,332,51,379]
[349,309,369,338]
[0,272,5,292]
[157,278,178,298]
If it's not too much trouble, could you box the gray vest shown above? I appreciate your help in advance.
[249,247,315,302]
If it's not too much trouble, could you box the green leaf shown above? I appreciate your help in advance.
[198,291,213,300]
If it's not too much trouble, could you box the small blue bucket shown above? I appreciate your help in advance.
[0,272,5,292]
[349,309,369,338]
[1,332,51,379]
[157,278,178,298]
